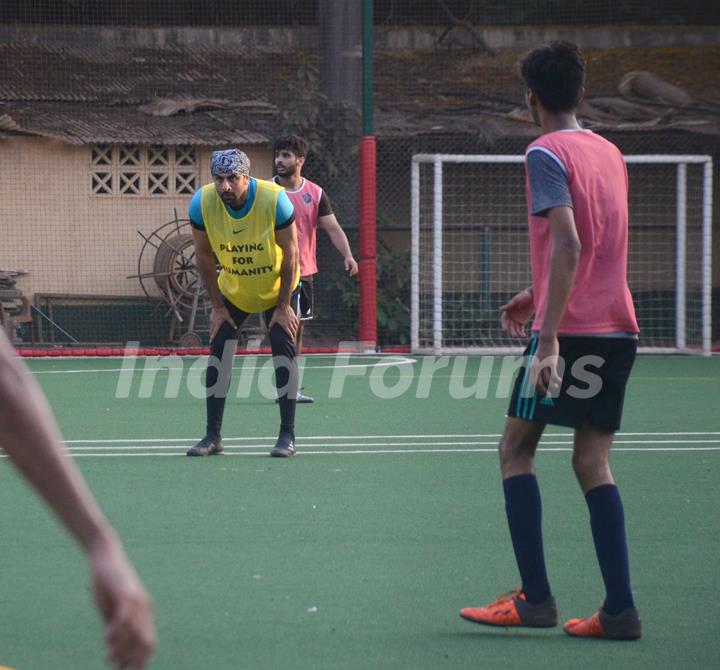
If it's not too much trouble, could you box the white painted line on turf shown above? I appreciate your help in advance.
[612,439,720,444]
[61,434,510,444]
[265,447,720,455]
[59,431,720,444]
[64,439,513,448]
[62,434,506,443]
[64,441,496,451]
[5,445,720,459]
[62,434,510,444]
[61,438,720,451]
[607,431,720,436]
[29,356,417,375]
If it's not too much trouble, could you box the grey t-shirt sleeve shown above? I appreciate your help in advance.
[526,148,573,217]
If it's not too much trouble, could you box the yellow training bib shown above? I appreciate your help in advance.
[200,179,298,313]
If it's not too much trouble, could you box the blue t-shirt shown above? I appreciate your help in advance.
[189,178,295,230]
[526,148,573,217]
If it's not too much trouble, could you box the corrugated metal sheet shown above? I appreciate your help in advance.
[0,43,295,144]
[0,43,297,104]
[0,102,270,144]
[0,42,717,143]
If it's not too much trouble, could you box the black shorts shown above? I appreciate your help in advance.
[222,284,302,329]
[298,278,314,321]
[507,335,637,432]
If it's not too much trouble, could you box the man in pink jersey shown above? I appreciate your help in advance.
[272,135,359,403]
[460,42,642,640]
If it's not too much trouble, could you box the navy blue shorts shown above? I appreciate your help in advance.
[507,335,637,432]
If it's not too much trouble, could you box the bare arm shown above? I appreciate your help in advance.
[0,331,155,669]
[318,214,358,276]
[499,286,535,338]
[269,223,300,339]
[191,227,237,340]
[535,206,581,394]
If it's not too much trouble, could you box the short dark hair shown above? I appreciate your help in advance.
[273,134,309,157]
[521,41,586,113]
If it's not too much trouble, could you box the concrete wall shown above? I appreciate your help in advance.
[0,137,272,299]
[2,136,715,313]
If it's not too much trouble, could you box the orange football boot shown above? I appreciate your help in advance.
[564,607,642,640]
[460,589,557,628]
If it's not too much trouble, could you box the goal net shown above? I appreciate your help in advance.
[411,154,713,355]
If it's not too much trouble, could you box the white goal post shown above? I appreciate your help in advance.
[411,154,713,355]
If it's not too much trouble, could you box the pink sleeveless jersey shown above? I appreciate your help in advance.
[525,130,639,335]
[276,177,324,276]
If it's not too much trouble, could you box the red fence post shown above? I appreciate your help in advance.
[358,135,377,348]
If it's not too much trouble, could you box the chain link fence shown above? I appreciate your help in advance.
[0,1,717,349]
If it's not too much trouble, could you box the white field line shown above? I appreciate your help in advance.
[4,446,720,459]
[59,438,720,451]
[3,432,719,460]
[28,356,418,375]
[60,431,720,444]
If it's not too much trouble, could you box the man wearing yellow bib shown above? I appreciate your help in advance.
[187,149,301,457]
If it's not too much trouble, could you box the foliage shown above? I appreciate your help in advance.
[277,58,411,345]
[277,56,360,186]
[331,237,411,346]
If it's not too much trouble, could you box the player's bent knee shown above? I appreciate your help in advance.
[498,421,542,476]
[499,447,535,477]
[571,450,610,483]
[268,325,295,356]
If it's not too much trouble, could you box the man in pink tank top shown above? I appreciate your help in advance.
[272,135,358,403]
[460,43,642,641]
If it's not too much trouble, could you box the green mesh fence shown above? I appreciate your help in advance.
[0,1,717,348]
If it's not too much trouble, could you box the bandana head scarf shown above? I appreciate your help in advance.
[210,149,250,176]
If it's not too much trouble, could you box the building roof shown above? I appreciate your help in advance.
[374,45,720,139]
[0,101,271,145]
[0,41,718,145]
[0,43,291,144]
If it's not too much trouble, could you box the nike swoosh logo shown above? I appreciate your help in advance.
[232,228,245,234]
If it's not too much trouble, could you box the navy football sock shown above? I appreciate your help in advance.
[585,484,635,615]
[503,474,551,604]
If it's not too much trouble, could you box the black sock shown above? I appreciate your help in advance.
[204,321,239,440]
[268,323,296,438]
[585,484,635,615]
[205,398,224,440]
[503,474,551,604]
